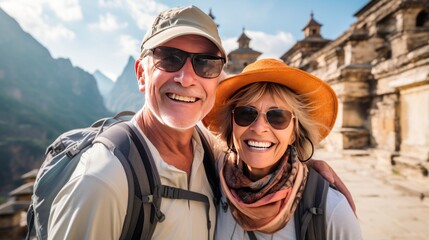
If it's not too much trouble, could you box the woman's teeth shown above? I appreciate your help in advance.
[246,140,272,149]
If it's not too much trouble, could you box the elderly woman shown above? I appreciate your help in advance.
[204,59,361,239]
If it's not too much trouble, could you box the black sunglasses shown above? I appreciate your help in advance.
[232,106,295,130]
[150,46,225,78]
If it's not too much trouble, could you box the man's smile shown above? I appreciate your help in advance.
[167,93,198,103]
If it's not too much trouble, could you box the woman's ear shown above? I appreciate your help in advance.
[289,120,298,144]
[289,133,296,145]
[135,59,145,92]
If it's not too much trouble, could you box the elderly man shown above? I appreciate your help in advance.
[47,5,353,240]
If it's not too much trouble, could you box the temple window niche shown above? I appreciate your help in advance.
[416,10,428,27]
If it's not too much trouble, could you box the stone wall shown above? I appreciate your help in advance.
[282,0,429,175]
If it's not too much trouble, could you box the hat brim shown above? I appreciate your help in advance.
[142,25,227,58]
[203,66,338,140]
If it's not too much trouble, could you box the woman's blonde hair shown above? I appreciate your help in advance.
[214,82,324,161]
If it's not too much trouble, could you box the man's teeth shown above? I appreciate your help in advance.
[246,140,272,149]
[168,93,197,103]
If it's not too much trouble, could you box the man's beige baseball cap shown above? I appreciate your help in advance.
[140,5,226,58]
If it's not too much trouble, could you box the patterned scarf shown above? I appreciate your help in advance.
[220,146,308,233]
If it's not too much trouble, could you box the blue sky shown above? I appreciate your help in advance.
[0,0,369,80]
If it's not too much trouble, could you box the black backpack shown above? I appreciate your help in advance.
[293,167,329,240]
[26,111,220,240]
[247,167,329,240]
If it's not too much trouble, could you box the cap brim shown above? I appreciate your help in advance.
[142,26,227,58]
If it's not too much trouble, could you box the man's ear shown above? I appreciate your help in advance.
[135,59,145,92]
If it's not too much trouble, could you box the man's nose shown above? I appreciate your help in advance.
[173,58,197,86]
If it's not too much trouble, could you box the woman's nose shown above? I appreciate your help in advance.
[249,113,270,133]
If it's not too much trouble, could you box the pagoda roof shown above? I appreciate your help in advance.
[302,13,322,30]
[21,169,38,179]
[0,200,30,215]
[9,182,33,196]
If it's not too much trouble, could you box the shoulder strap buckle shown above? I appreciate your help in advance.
[162,185,181,199]
[309,207,324,215]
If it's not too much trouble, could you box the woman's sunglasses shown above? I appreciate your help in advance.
[232,106,295,130]
[150,46,226,78]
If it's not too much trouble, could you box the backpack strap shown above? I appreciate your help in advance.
[97,122,217,240]
[247,230,258,240]
[158,185,212,239]
[96,121,163,240]
[195,125,221,206]
[245,167,328,240]
[294,167,329,240]
[25,205,34,240]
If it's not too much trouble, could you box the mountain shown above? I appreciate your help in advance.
[106,56,145,113]
[0,8,111,197]
[93,70,114,102]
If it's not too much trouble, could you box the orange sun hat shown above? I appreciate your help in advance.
[203,58,338,141]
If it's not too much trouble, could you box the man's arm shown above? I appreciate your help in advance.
[48,144,128,239]
[308,159,356,214]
